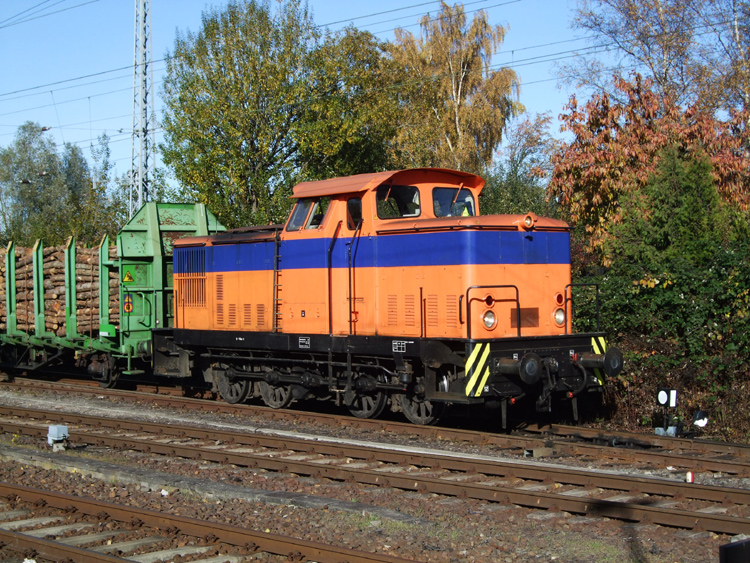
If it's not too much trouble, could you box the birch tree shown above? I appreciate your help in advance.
[387,2,522,173]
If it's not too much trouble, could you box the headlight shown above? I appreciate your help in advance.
[553,308,566,326]
[482,310,496,329]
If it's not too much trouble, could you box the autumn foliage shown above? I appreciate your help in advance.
[550,75,750,264]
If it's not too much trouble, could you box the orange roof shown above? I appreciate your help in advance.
[291,168,485,199]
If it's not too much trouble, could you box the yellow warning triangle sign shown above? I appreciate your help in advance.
[123,271,135,283]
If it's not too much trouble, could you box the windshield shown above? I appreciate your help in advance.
[432,187,475,217]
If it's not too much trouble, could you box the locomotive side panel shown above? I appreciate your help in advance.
[369,229,572,339]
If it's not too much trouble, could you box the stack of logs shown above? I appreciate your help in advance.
[0,245,119,337]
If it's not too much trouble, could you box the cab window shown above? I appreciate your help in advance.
[432,187,475,217]
[376,185,421,219]
[305,197,331,229]
[286,197,331,231]
[347,197,362,230]
[286,198,314,231]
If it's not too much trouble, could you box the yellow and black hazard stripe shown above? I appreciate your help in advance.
[591,335,607,386]
[465,343,492,397]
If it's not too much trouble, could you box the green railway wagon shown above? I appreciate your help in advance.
[0,203,224,385]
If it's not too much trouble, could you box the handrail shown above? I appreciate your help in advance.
[347,220,363,336]
[464,285,521,340]
[327,221,342,336]
[138,291,152,327]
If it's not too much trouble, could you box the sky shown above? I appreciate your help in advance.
[0,0,586,181]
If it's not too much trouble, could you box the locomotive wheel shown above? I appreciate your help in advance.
[399,394,446,425]
[399,375,448,425]
[216,371,251,404]
[259,381,294,409]
[347,380,388,419]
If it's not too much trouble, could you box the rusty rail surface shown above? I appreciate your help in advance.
[0,481,419,563]
[2,406,749,536]
[2,379,750,476]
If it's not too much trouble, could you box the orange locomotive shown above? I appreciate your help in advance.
[172,168,622,426]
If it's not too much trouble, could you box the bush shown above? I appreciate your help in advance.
[571,148,750,440]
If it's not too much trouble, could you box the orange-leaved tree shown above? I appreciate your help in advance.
[549,74,750,265]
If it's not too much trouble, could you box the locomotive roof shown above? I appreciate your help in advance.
[291,168,485,199]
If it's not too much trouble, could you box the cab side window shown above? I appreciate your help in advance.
[347,197,362,230]
[286,198,314,231]
[286,197,331,231]
[306,196,331,229]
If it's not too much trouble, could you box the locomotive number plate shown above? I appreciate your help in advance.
[392,341,412,353]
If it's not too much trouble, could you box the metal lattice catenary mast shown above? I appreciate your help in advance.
[130,0,155,218]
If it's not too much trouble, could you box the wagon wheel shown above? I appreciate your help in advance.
[347,375,388,419]
[398,375,448,425]
[215,369,251,404]
[259,380,294,409]
[96,355,120,389]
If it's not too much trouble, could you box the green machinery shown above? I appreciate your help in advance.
[0,203,224,381]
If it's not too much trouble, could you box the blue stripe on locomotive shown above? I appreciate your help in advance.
[174,230,571,274]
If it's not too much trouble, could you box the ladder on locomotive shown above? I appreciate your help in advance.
[272,230,282,332]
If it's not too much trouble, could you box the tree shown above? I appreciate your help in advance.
[295,27,398,179]
[387,2,523,173]
[573,148,750,437]
[549,75,750,264]
[688,0,750,114]
[562,0,696,106]
[608,147,728,265]
[0,124,126,246]
[0,122,68,245]
[561,0,750,115]
[161,0,320,228]
[481,114,559,216]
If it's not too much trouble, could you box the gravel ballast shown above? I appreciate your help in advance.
[0,388,740,562]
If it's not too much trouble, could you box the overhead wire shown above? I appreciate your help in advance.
[0,0,740,154]
[0,0,101,30]
[0,0,55,26]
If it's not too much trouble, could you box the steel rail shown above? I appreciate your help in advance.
[0,482,420,563]
[2,411,749,535]
[523,422,750,457]
[1,384,748,477]
[0,529,125,563]
[2,407,748,505]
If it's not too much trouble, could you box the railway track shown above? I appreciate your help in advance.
[2,405,749,537]
[0,481,415,563]
[2,379,749,477]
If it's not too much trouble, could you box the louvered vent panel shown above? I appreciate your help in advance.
[404,295,415,327]
[228,304,237,326]
[387,295,398,326]
[243,304,252,327]
[175,247,205,307]
[257,304,265,328]
[427,295,439,327]
[216,303,224,326]
[216,274,224,301]
[446,295,458,328]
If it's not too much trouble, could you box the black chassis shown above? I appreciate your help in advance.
[161,328,609,403]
